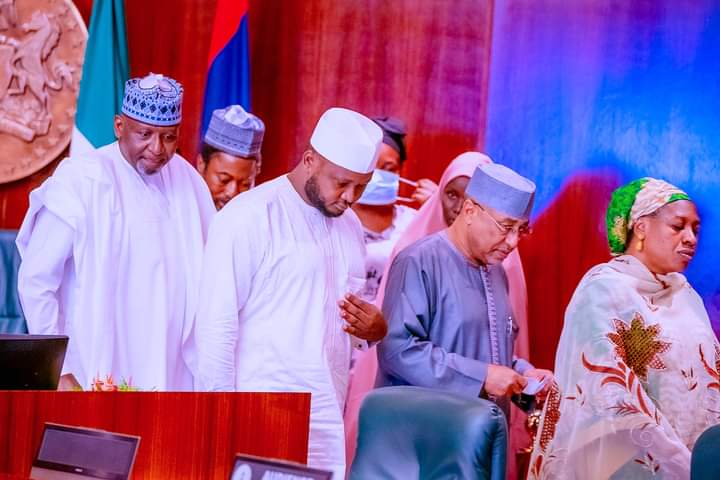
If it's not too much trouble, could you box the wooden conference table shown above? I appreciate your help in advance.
[0,391,310,479]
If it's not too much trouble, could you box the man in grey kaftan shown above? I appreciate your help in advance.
[377,162,553,416]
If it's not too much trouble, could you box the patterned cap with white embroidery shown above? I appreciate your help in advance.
[121,73,183,126]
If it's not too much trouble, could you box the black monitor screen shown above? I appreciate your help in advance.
[230,455,332,480]
[34,424,139,480]
[0,334,68,389]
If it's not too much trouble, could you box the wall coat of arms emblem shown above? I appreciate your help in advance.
[0,0,87,183]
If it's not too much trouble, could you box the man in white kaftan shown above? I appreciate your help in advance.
[196,107,389,478]
[16,74,215,391]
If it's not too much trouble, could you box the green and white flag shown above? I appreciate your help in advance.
[71,0,129,155]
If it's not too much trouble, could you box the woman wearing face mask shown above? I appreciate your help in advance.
[352,168,417,302]
[371,116,439,204]
[529,178,719,480]
[344,151,531,470]
[352,117,419,303]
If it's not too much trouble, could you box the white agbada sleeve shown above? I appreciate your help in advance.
[17,208,73,334]
[17,208,77,375]
[196,207,264,391]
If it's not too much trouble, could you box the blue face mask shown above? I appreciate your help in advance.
[357,169,400,205]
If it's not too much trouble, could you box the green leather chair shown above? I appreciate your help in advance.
[0,230,27,333]
[349,386,507,480]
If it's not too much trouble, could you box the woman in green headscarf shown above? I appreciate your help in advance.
[529,178,719,479]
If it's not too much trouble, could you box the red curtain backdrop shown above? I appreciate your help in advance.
[249,0,494,183]
[0,0,493,229]
[518,173,619,369]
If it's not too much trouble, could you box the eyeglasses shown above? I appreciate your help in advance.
[475,202,532,238]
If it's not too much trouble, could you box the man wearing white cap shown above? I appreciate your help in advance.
[196,107,388,477]
[377,162,553,417]
[16,73,215,391]
[198,104,264,210]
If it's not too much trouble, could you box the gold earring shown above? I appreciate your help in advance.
[636,237,644,252]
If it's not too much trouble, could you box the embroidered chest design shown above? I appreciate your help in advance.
[606,312,671,380]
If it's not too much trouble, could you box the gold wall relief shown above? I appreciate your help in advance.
[0,0,87,183]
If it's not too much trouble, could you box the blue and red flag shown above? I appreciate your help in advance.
[201,0,251,135]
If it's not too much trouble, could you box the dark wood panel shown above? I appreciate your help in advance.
[0,391,310,480]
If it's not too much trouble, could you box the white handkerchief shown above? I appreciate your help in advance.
[345,275,370,351]
[523,377,546,395]
[350,335,369,351]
